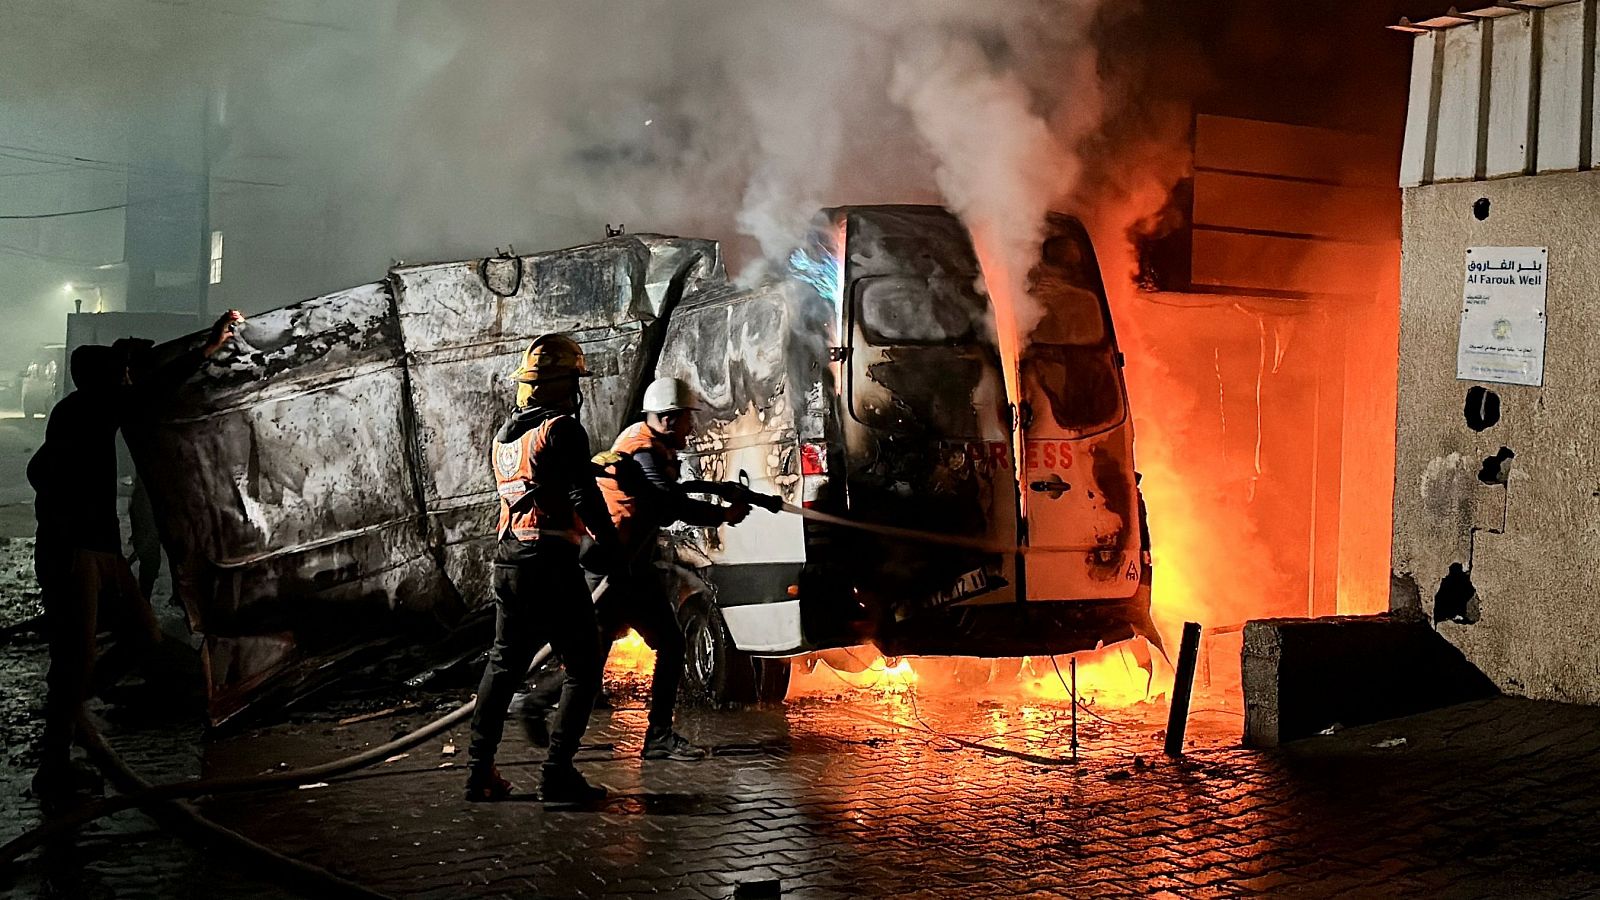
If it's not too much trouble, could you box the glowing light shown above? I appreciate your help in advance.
[1018,644,1166,708]
[787,221,845,309]
[790,652,919,697]
[604,629,655,676]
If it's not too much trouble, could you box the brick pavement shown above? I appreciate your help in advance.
[7,661,1600,898]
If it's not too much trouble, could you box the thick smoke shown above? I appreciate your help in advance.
[1,0,1113,314]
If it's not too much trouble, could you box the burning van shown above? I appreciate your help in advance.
[657,206,1160,703]
[140,206,1156,722]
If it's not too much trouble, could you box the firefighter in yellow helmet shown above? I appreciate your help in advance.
[465,334,625,804]
[519,376,750,761]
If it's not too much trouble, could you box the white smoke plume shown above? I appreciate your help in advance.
[0,0,1114,317]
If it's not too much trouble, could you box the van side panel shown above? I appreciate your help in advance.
[145,237,724,722]
[658,285,808,651]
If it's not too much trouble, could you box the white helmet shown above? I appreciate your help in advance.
[642,376,698,414]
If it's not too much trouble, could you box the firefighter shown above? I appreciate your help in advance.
[27,311,241,804]
[520,376,750,762]
[465,334,626,804]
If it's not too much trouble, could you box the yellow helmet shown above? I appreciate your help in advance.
[513,334,589,384]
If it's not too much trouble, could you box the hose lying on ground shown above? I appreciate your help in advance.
[0,688,477,865]
[76,717,392,900]
[0,578,604,868]
[0,614,44,644]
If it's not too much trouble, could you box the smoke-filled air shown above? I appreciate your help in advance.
[1,0,1404,707]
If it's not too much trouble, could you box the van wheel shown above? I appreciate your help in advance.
[680,596,756,706]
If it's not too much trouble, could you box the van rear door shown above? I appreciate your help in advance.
[835,206,1018,626]
[1018,215,1143,602]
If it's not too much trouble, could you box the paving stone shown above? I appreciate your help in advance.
[7,663,1600,899]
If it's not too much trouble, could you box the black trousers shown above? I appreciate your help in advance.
[526,557,684,733]
[468,543,602,769]
[36,542,156,773]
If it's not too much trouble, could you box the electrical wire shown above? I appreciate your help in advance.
[0,240,123,265]
[0,144,288,188]
[838,698,1081,768]
[0,203,127,220]
[1044,653,1154,731]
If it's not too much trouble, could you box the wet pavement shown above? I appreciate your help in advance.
[5,634,1600,899]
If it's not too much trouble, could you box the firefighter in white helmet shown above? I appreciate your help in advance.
[521,376,750,761]
[465,334,625,804]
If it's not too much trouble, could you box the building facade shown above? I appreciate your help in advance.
[1395,0,1600,703]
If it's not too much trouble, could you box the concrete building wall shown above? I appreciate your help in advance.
[1394,171,1600,704]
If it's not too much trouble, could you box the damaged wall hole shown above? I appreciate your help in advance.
[1434,563,1479,625]
[1472,197,1491,221]
[1464,386,1500,432]
[1478,447,1514,485]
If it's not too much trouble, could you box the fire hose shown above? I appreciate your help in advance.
[698,477,1026,555]
[0,579,605,883]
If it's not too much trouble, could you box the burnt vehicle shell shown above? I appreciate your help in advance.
[140,236,721,724]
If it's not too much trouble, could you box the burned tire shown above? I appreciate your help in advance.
[680,596,755,706]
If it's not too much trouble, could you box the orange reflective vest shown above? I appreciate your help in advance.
[492,418,581,543]
[598,422,679,547]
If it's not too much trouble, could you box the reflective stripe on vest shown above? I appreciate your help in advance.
[492,418,580,544]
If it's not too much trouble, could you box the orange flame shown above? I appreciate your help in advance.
[604,629,656,677]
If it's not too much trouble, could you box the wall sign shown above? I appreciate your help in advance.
[1457,247,1548,386]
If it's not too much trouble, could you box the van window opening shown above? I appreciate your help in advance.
[856,277,986,346]
[1023,250,1124,433]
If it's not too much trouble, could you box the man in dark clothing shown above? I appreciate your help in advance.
[465,333,626,804]
[27,311,241,801]
[520,376,750,761]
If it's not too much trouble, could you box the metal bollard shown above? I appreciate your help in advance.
[1164,622,1203,758]
[1069,656,1079,762]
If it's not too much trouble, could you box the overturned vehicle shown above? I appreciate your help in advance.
[141,205,1157,722]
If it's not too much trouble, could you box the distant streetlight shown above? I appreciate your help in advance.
[63,281,105,312]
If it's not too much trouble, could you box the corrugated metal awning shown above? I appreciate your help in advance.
[1396,0,1598,186]
[1391,0,1579,32]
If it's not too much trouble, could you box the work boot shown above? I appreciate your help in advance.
[463,765,514,803]
[539,762,606,804]
[641,727,707,761]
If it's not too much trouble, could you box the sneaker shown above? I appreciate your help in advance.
[539,763,606,804]
[463,766,514,802]
[641,728,708,762]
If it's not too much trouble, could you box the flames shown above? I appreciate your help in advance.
[605,629,656,677]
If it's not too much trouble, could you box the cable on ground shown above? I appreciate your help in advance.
[76,716,392,899]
